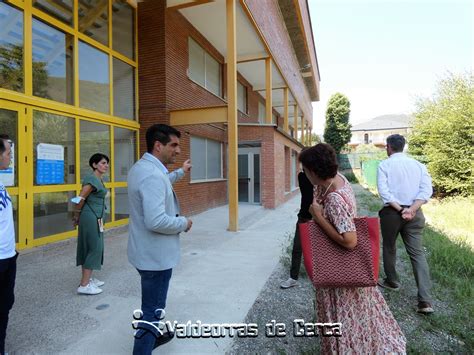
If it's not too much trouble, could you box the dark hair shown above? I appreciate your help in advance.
[386,134,405,152]
[89,153,110,170]
[0,134,11,155]
[146,124,181,153]
[298,143,338,180]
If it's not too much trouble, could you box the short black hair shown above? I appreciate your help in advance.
[298,143,338,180]
[89,153,110,170]
[146,124,181,153]
[0,134,11,155]
[386,134,405,152]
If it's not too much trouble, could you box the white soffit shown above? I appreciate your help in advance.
[259,89,295,106]
[180,0,288,90]
[180,0,266,60]
[237,61,285,92]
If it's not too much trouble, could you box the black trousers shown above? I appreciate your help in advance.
[290,221,304,280]
[0,252,17,355]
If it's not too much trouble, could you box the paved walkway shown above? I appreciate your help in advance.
[6,196,299,354]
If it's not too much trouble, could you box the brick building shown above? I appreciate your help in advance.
[0,0,319,249]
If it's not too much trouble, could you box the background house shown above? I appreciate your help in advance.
[349,114,412,149]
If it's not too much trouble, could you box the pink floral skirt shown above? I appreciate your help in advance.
[316,286,406,354]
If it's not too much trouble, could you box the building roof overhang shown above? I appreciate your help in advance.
[277,0,320,101]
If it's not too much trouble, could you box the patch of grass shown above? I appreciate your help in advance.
[422,196,474,247]
[422,227,474,349]
[425,227,473,306]
[356,186,474,351]
[406,329,434,354]
[342,170,359,183]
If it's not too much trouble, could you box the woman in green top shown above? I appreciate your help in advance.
[73,153,109,295]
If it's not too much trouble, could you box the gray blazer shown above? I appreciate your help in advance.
[127,153,188,271]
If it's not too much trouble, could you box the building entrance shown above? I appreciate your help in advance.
[238,147,261,204]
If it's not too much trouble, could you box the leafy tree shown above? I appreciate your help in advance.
[310,132,322,146]
[409,72,473,196]
[323,93,352,153]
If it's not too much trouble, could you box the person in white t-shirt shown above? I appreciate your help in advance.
[0,134,17,355]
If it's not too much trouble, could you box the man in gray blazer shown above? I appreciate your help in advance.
[128,124,192,354]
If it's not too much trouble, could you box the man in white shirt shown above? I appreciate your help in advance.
[377,134,434,314]
[0,134,17,354]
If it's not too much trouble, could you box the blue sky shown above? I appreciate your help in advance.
[308,0,473,133]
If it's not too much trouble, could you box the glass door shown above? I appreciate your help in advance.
[0,100,27,248]
[238,147,261,204]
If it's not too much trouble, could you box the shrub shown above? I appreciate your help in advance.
[409,72,474,196]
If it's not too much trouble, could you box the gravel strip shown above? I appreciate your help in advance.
[227,262,319,354]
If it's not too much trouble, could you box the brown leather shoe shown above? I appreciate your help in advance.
[417,302,434,314]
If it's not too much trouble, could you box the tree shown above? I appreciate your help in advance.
[409,72,473,196]
[323,93,352,153]
[310,132,321,146]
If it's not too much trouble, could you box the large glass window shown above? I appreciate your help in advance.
[188,38,221,97]
[32,18,74,104]
[80,120,110,181]
[33,111,75,185]
[33,0,74,27]
[113,58,135,120]
[112,0,135,59]
[79,0,108,46]
[114,187,128,221]
[190,136,222,181]
[0,2,24,92]
[114,127,136,182]
[33,191,75,238]
[237,81,247,114]
[79,41,109,113]
[291,151,297,189]
[205,52,220,97]
[0,108,18,187]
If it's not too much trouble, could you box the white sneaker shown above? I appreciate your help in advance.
[77,283,103,295]
[280,277,298,289]
[90,278,105,287]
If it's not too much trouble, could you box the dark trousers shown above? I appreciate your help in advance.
[133,268,172,355]
[290,221,304,280]
[0,252,17,355]
[379,207,432,302]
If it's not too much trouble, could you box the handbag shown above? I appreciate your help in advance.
[298,216,380,288]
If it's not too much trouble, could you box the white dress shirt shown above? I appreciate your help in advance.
[0,183,15,260]
[377,152,433,206]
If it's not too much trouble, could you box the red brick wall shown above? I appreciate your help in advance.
[239,126,301,208]
[166,10,226,110]
[169,124,228,216]
[138,4,303,216]
[137,0,168,154]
